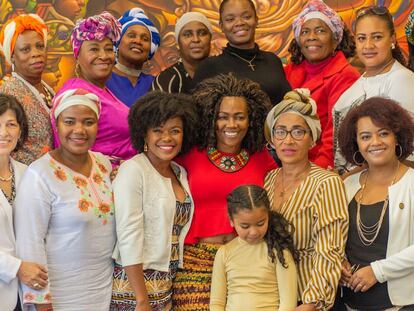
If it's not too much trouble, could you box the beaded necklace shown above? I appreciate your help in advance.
[207,147,249,173]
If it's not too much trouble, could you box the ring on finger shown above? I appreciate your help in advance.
[33,282,40,289]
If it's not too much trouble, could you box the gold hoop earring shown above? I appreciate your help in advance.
[353,150,365,166]
[396,144,403,158]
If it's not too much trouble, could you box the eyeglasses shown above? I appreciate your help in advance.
[356,6,391,20]
[272,128,309,141]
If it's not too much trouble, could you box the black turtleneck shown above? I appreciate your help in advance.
[193,43,291,105]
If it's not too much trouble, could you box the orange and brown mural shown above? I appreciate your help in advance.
[1,0,414,90]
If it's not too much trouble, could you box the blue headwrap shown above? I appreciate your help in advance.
[117,8,160,59]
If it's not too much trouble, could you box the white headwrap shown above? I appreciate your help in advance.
[52,89,101,120]
[175,12,213,41]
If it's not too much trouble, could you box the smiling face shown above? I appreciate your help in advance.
[356,116,398,168]
[355,15,395,74]
[57,105,98,157]
[12,30,46,82]
[272,113,313,166]
[76,38,115,88]
[215,96,249,154]
[178,21,211,63]
[230,205,269,245]
[298,18,337,64]
[145,117,184,167]
[117,25,151,68]
[0,109,21,157]
[219,0,258,49]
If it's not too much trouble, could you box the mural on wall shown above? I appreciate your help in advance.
[1,0,413,90]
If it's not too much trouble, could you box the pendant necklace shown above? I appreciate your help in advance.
[229,52,256,71]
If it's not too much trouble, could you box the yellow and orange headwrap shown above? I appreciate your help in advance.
[0,14,47,65]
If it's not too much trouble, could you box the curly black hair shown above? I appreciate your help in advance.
[128,91,198,154]
[288,24,356,65]
[0,94,28,151]
[192,73,272,154]
[227,185,298,267]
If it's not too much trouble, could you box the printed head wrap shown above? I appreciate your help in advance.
[175,12,213,42]
[71,11,121,59]
[117,8,160,59]
[265,88,321,147]
[405,10,414,46]
[0,14,47,65]
[52,88,101,120]
[292,0,344,44]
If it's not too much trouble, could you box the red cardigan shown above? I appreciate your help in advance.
[177,148,277,244]
[284,51,360,169]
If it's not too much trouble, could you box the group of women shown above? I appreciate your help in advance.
[1,0,414,310]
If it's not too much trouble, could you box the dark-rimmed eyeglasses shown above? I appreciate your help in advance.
[272,128,309,141]
[356,6,390,20]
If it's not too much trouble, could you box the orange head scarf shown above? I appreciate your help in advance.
[0,14,47,65]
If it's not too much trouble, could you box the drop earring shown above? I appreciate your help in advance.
[391,43,396,49]
[144,142,148,152]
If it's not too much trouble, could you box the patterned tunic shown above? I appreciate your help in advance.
[0,73,54,165]
[111,194,192,311]
[264,164,348,310]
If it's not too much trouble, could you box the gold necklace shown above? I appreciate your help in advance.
[363,58,395,78]
[0,163,12,182]
[229,52,257,71]
[40,83,53,108]
[356,161,400,246]
[279,163,311,199]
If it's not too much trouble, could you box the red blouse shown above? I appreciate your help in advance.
[178,148,277,244]
[284,51,360,169]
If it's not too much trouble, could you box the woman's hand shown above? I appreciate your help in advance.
[17,261,48,290]
[135,299,151,311]
[349,265,378,292]
[35,304,52,311]
[339,260,353,286]
[294,303,317,311]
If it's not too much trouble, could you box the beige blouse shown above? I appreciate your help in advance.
[264,164,348,310]
[210,237,297,311]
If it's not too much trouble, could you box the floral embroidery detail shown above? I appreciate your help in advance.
[98,163,108,174]
[54,167,67,181]
[93,173,103,184]
[73,176,88,188]
[23,291,52,303]
[49,155,114,225]
[78,199,91,212]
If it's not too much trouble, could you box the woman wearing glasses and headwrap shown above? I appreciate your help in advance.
[285,0,360,170]
[106,8,160,107]
[55,12,136,165]
[0,14,55,165]
[333,6,414,173]
[264,89,348,311]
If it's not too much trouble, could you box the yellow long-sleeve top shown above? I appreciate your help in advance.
[210,237,297,311]
[264,164,349,310]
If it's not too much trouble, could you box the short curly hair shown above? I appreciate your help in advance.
[128,91,198,154]
[0,94,28,151]
[192,73,272,154]
[288,24,356,65]
[338,97,414,165]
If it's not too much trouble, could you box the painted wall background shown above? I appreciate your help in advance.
[0,0,413,90]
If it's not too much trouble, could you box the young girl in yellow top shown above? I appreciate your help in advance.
[210,185,298,311]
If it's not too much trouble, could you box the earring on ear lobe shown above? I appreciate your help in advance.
[391,43,396,49]
[144,142,148,152]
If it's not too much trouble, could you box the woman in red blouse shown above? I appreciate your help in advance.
[172,73,277,310]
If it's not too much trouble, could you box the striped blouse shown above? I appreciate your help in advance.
[264,164,348,310]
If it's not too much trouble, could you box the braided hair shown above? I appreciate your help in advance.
[227,185,298,267]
